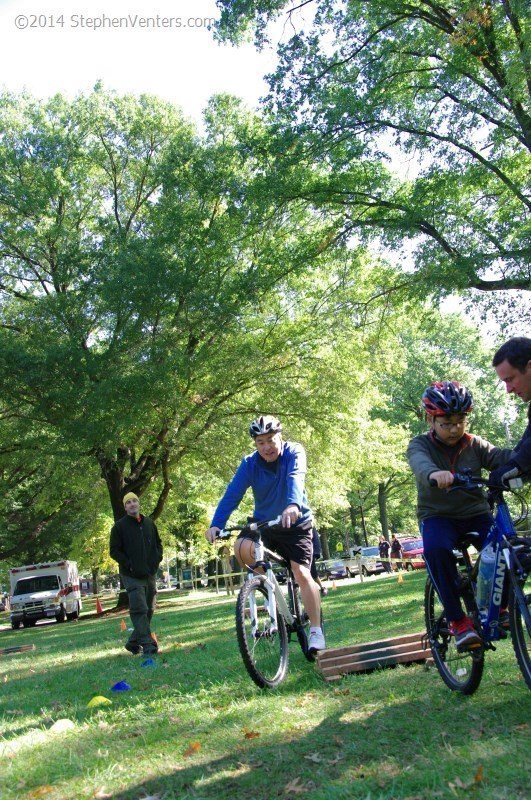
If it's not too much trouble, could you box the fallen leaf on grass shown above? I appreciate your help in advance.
[243,729,260,739]
[94,789,113,799]
[26,787,55,799]
[304,752,322,763]
[183,741,201,757]
[448,765,484,793]
[513,723,528,732]
[6,709,23,715]
[284,777,307,795]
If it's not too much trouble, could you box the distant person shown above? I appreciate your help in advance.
[378,536,392,573]
[205,415,325,653]
[407,380,511,650]
[110,492,163,656]
[490,337,531,486]
[390,535,403,571]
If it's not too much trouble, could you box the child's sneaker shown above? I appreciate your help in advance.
[498,609,510,630]
[449,616,482,650]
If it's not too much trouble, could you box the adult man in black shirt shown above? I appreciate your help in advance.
[110,492,163,656]
[490,337,531,486]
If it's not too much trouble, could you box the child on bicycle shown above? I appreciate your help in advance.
[407,381,512,650]
[205,415,325,653]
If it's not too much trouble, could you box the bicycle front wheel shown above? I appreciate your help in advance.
[509,556,531,690]
[236,577,289,689]
[424,576,484,695]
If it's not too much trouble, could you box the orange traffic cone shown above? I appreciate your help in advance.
[96,597,103,614]
[120,619,127,631]
[331,580,337,590]
[397,573,404,584]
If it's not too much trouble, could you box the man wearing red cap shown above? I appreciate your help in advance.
[110,493,163,656]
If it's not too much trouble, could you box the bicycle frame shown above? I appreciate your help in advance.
[477,493,531,642]
[217,516,299,634]
[244,535,297,636]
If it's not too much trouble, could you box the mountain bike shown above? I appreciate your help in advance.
[424,470,531,694]
[217,517,323,689]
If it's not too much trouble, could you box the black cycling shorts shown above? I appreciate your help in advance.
[237,527,313,568]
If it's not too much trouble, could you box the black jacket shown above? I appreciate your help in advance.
[109,514,163,578]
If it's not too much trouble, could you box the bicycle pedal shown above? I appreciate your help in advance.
[456,641,482,653]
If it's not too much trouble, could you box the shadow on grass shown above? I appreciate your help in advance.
[108,686,530,800]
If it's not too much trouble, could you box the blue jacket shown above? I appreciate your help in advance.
[211,441,312,529]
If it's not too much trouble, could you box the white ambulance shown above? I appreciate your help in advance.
[9,560,82,629]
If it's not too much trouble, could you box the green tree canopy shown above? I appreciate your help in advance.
[215,0,531,313]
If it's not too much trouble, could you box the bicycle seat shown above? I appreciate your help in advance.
[458,532,481,549]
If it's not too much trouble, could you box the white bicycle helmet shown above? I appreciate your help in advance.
[249,415,283,438]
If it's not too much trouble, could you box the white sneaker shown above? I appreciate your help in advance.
[308,630,326,652]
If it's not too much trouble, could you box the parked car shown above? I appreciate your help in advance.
[317,559,348,580]
[400,538,425,570]
[344,546,386,577]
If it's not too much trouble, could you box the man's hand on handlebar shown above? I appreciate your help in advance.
[428,470,454,489]
[488,462,521,489]
[281,504,301,528]
[205,526,220,544]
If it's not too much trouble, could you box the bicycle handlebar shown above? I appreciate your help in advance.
[429,469,524,494]
[216,515,283,540]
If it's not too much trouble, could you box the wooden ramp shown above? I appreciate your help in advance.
[316,632,432,681]
[0,643,35,657]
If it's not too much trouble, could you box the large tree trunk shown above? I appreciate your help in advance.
[378,482,389,540]
[97,440,172,610]
[319,530,330,561]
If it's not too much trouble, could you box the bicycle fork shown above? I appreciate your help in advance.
[247,539,296,637]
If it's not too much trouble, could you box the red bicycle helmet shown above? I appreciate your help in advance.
[421,381,474,416]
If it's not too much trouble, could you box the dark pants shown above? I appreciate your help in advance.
[121,574,157,649]
[421,514,496,622]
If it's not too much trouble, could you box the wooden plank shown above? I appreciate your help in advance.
[319,632,425,659]
[316,632,432,680]
[0,644,35,657]
[320,648,433,677]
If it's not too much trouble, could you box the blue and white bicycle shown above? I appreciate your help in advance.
[217,517,322,689]
[424,470,531,694]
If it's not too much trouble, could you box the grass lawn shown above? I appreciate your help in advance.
[0,571,529,800]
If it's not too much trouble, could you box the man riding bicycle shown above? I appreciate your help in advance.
[205,415,325,653]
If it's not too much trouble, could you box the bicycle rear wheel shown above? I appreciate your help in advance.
[288,580,324,662]
[509,555,531,690]
[236,577,289,689]
[424,576,484,694]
